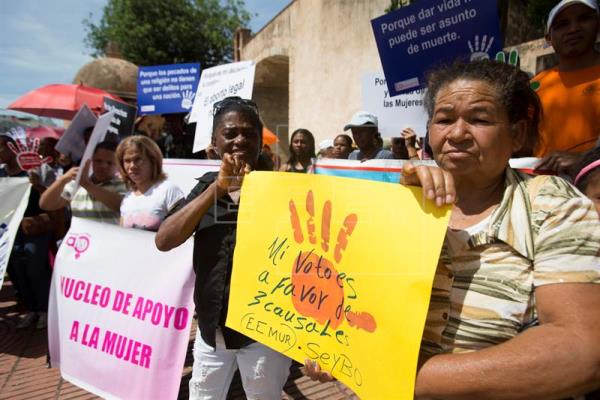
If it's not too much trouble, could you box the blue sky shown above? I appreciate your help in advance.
[0,0,290,108]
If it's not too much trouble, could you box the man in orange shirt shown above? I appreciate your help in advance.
[533,0,600,174]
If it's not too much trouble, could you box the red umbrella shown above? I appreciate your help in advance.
[8,83,125,120]
[26,126,65,140]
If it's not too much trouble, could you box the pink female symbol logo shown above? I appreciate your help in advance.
[65,234,91,259]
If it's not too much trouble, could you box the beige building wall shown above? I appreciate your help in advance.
[240,0,390,148]
[239,0,547,152]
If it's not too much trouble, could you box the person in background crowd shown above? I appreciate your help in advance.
[259,144,277,171]
[391,128,420,160]
[573,147,600,215]
[344,111,394,161]
[57,151,76,171]
[421,131,434,160]
[28,137,60,192]
[375,132,384,149]
[307,60,600,399]
[279,128,315,173]
[317,139,334,158]
[1,134,53,329]
[533,0,600,174]
[332,134,353,159]
[40,141,125,225]
[116,136,183,231]
[391,137,409,159]
[156,97,292,400]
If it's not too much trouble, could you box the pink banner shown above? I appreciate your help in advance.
[48,217,194,399]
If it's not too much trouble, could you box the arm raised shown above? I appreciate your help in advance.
[39,168,77,211]
[155,153,248,251]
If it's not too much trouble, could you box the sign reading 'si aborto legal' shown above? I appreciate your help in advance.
[371,0,503,96]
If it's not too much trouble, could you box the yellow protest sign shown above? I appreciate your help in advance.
[227,172,450,399]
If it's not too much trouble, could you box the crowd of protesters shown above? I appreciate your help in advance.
[0,0,599,398]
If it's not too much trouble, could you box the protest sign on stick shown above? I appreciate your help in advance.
[189,61,256,153]
[227,172,450,399]
[371,0,503,96]
[103,97,137,137]
[48,217,194,399]
[3,128,53,171]
[56,105,97,161]
[0,178,31,289]
[69,111,114,198]
[137,63,201,115]
[362,72,428,138]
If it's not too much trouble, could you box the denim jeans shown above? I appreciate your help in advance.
[189,328,292,400]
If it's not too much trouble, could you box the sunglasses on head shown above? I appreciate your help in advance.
[213,96,259,116]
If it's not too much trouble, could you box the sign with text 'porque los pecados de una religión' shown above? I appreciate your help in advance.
[137,63,200,115]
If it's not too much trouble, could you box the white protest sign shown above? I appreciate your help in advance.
[0,177,31,289]
[163,159,220,195]
[48,217,195,399]
[69,111,115,198]
[189,61,256,153]
[362,72,428,138]
[56,105,97,161]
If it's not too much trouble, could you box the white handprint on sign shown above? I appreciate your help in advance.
[468,35,495,61]
[181,90,195,110]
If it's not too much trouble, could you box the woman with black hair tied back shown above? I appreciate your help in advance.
[280,128,315,173]
[156,97,292,400]
[332,134,353,159]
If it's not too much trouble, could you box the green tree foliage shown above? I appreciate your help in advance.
[83,0,251,67]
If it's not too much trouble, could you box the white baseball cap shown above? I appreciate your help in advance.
[546,0,599,33]
[318,139,334,150]
[343,111,378,131]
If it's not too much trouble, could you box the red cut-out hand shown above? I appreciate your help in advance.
[7,138,52,171]
[289,190,376,333]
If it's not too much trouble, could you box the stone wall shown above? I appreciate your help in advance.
[239,0,555,146]
[241,0,390,146]
[501,0,544,47]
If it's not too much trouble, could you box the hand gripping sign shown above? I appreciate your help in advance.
[227,172,450,399]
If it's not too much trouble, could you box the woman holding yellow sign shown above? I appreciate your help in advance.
[155,97,293,400]
[306,60,600,398]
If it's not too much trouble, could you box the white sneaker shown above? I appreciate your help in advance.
[16,312,38,329]
[36,312,47,329]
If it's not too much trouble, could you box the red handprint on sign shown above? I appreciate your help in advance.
[289,190,376,333]
[7,137,53,171]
